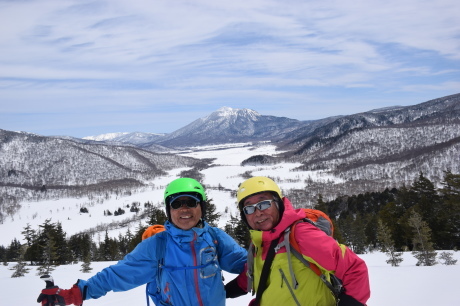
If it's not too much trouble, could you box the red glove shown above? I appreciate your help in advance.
[37,284,83,306]
[248,298,257,306]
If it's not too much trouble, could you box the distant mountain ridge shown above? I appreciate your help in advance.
[0,129,202,205]
[85,94,460,151]
[1,93,460,207]
[155,106,311,147]
[274,93,460,190]
[83,107,311,148]
[84,132,166,143]
[282,92,460,150]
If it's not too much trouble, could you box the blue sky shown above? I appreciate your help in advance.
[1,0,459,138]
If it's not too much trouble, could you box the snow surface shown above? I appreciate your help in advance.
[2,251,460,305]
[1,143,459,305]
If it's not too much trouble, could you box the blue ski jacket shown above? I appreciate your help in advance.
[77,220,247,306]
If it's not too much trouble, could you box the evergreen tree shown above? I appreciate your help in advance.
[338,213,367,254]
[36,231,58,275]
[438,252,457,265]
[125,228,134,243]
[80,252,93,273]
[21,223,36,248]
[1,246,7,266]
[21,223,37,264]
[117,232,129,257]
[233,217,250,249]
[224,214,238,239]
[10,245,30,277]
[148,206,168,226]
[10,259,30,278]
[100,231,120,261]
[377,219,403,266]
[204,200,220,227]
[6,238,22,262]
[315,194,328,214]
[364,214,379,250]
[127,222,147,253]
[331,218,345,244]
[36,219,56,264]
[223,213,250,248]
[438,171,460,249]
[379,201,411,250]
[53,222,72,264]
[68,233,92,263]
[410,173,442,247]
[408,211,437,266]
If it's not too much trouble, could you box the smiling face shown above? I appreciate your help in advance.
[243,192,280,231]
[170,196,202,230]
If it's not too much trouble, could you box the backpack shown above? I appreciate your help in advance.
[142,224,166,240]
[247,208,343,305]
[142,225,219,306]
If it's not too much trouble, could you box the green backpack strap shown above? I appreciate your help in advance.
[289,244,343,299]
[288,220,344,301]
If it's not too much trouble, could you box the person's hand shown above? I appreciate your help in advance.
[37,284,83,306]
[248,298,257,306]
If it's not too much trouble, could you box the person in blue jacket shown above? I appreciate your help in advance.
[37,178,247,306]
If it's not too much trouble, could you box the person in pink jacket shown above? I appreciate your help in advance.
[225,176,370,306]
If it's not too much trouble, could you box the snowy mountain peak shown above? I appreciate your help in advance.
[157,106,303,147]
[83,132,130,141]
[208,107,260,121]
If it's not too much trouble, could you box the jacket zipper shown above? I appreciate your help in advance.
[191,232,204,306]
[279,268,301,306]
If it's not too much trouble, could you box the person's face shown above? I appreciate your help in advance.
[170,196,202,230]
[243,192,280,231]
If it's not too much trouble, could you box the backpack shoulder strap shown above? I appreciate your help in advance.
[255,236,281,305]
[208,226,219,246]
[145,231,167,306]
[288,220,343,299]
[246,242,255,293]
[289,220,322,276]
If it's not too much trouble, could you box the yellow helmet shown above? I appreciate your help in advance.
[236,176,282,205]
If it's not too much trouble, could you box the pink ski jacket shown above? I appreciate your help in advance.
[246,197,370,306]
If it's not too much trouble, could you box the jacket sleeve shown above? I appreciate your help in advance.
[224,263,248,298]
[77,237,158,300]
[294,223,370,305]
[213,227,247,274]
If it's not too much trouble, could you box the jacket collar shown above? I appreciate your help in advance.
[165,220,209,243]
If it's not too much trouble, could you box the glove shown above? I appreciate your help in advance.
[225,263,248,298]
[37,284,83,306]
[337,292,366,306]
[248,298,257,306]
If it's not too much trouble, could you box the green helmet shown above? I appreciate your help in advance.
[164,178,207,204]
[164,178,207,222]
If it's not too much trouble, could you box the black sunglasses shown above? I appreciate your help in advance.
[170,199,200,210]
[243,199,274,215]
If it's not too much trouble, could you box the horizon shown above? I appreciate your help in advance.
[1,0,459,138]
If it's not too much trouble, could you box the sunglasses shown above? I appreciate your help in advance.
[170,199,200,210]
[243,199,275,215]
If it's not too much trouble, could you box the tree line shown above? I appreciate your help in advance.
[2,171,459,273]
[1,201,223,270]
[313,170,460,266]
